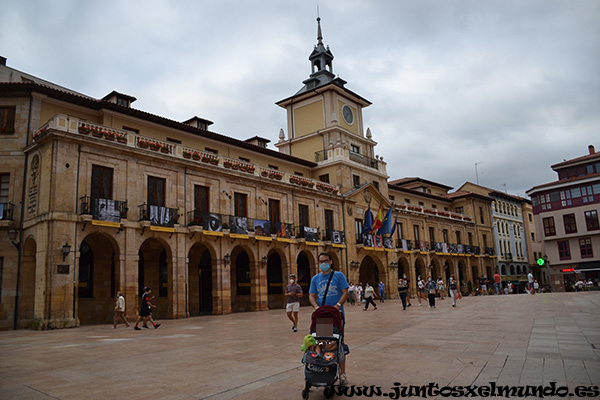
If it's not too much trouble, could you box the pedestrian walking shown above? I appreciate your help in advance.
[417,276,427,306]
[134,286,160,330]
[378,281,385,303]
[425,277,436,308]
[397,278,409,310]
[285,273,303,332]
[403,274,412,307]
[113,291,130,328]
[348,282,356,305]
[493,271,502,295]
[362,283,378,310]
[356,283,363,303]
[449,276,459,307]
[528,272,535,295]
[437,278,445,300]
[309,252,350,386]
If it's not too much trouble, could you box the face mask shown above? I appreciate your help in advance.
[289,279,295,284]
[320,263,330,272]
[403,275,407,279]
[428,278,432,281]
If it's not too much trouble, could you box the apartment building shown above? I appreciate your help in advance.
[526,145,600,292]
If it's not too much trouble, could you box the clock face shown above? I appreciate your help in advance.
[342,105,354,125]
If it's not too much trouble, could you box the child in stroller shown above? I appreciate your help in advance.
[301,305,344,400]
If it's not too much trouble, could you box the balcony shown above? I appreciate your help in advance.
[33,115,341,197]
[349,152,378,169]
[79,196,128,219]
[0,202,15,221]
[138,204,179,225]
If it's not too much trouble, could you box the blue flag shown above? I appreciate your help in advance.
[390,209,399,236]
[362,204,373,235]
[377,205,393,235]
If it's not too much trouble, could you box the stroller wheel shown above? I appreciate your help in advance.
[324,386,334,399]
[301,388,309,400]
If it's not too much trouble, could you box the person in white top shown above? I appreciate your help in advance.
[113,291,130,328]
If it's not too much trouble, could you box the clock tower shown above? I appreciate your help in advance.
[275,17,388,193]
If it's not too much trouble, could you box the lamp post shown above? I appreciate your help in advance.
[62,242,72,261]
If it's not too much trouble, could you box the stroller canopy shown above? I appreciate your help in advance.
[309,305,343,334]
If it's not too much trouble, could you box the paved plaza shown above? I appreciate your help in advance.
[1,291,599,400]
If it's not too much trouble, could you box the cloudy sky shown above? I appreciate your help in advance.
[2,0,599,197]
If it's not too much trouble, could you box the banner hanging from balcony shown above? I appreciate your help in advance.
[150,205,175,232]
[254,219,272,240]
[92,198,121,228]
[383,237,393,249]
[275,222,293,242]
[229,216,249,238]
[201,212,223,232]
[304,227,319,243]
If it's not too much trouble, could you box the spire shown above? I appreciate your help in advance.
[317,17,323,45]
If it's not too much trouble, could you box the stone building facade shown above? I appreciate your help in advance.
[1,21,523,330]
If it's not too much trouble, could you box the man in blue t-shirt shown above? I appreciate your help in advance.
[309,252,349,385]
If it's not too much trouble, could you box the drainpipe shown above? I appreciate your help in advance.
[342,197,349,278]
[13,92,33,330]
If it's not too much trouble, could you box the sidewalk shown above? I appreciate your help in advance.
[1,292,599,399]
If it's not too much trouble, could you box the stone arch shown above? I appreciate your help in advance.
[296,250,314,307]
[138,237,173,319]
[77,233,121,325]
[359,255,381,289]
[188,241,217,316]
[230,244,257,312]
[267,251,284,309]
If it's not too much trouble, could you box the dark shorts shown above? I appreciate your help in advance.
[140,307,151,317]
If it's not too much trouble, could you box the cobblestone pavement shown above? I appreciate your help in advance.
[0,292,599,400]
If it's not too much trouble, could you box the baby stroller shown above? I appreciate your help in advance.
[301,305,344,400]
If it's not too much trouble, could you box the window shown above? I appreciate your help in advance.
[352,175,360,187]
[585,210,599,230]
[355,219,363,242]
[563,214,577,234]
[92,165,113,200]
[0,174,9,205]
[239,157,250,162]
[351,144,360,153]
[431,204,437,209]
[482,234,488,249]
[205,147,218,154]
[0,106,16,134]
[531,232,535,241]
[397,222,403,239]
[389,195,395,201]
[479,207,484,224]
[442,229,448,243]
[294,172,304,177]
[373,181,379,190]
[269,199,280,233]
[325,209,334,233]
[319,174,330,183]
[543,217,556,236]
[166,137,181,144]
[413,225,420,242]
[582,186,594,203]
[418,201,424,206]
[405,199,411,204]
[560,190,572,206]
[456,231,461,244]
[428,227,435,243]
[579,238,594,258]
[268,164,279,170]
[194,186,209,213]
[234,193,247,217]
[528,213,532,222]
[299,204,309,227]
[558,240,571,260]
[148,176,166,206]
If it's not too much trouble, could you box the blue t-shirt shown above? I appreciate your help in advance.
[309,271,349,314]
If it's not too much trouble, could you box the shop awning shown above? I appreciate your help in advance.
[574,261,600,273]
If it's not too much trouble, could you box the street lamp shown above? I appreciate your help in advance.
[8,228,20,250]
[62,243,72,261]
[261,255,268,268]
[223,253,231,267]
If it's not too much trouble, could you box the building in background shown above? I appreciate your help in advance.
[526,145,600,292]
